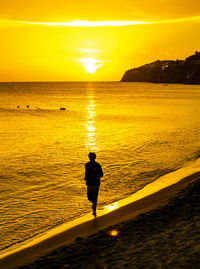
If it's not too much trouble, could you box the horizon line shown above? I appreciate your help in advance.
[0,80,119,83]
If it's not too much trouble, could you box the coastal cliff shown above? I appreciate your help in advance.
[121,51,200,84]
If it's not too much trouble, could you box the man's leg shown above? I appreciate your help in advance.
[87,186,99,217]
[87,186,94,203]
[92,186,99,217]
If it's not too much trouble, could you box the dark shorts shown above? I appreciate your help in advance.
[87,185,99,203]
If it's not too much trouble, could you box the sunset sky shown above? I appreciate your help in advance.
[0,0,200,81]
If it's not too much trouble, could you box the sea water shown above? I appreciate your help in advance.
[1,81,200,252]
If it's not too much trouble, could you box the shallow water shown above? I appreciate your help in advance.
[1,81,200,252]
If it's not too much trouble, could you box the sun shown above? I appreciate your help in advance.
[76,58,105,74]
[83,59,101,74]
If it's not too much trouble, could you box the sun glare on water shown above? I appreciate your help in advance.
[76,58,106,74]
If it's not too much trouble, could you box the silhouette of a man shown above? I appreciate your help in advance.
[84,152,103,217]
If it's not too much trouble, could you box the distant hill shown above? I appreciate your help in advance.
[121,51,200,84]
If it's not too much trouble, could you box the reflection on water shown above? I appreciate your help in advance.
[103,202,118,213]
[85,91,97,151]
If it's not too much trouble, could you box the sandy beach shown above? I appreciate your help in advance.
[20,175,200,269]
[1,167,200,269]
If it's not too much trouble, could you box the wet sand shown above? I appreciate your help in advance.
[1,169,200,269]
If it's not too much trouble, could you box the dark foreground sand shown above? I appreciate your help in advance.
[19,178,200,269]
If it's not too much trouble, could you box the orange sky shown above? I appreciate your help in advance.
[0,0,200,81]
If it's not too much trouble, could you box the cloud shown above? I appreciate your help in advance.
[78,48,101,54]
[0,16,200,27]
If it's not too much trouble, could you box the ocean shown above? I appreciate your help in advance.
[1,81,200,253]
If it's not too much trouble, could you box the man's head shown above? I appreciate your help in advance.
[88,152,96,161]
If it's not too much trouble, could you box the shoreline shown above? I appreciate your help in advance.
[23,174,200,269]
[1,162,200,269]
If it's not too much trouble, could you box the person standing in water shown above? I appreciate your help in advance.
[84,152,103,217]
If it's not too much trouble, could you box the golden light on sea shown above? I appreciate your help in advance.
[85,88,97,150]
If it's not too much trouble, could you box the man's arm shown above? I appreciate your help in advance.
[84,164,87,180]
[99,164,103,178]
